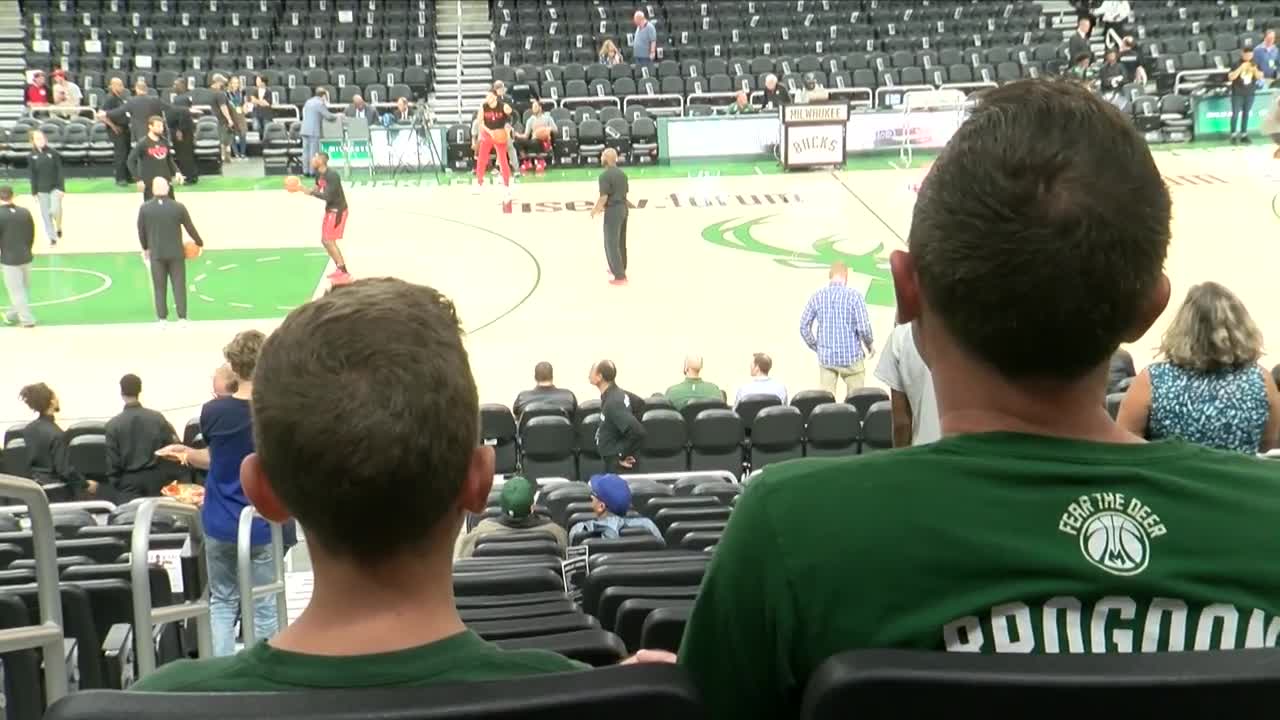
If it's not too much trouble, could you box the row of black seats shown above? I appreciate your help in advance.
[445,115,660,171]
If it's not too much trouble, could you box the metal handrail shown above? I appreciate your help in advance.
[828,87,875,109]
[130,498,211,677]
[620,470,738,486]
[559,94,623,111]
[0,500,115,517]
[874,84,938,108]
[0,475,67,702]
[1174,68,1230,95]
[622,93,685,115]
[236,506,287,647]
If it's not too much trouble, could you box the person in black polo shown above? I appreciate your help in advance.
[513,361,577,418]
[105,374,182,499]
[590,148,630,285]
[138,177,203,324]
[18,383,95,500]
[98,77,131,186]
[589,359,645,473]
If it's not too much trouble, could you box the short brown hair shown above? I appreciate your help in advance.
[223,330,265,382]
[752,353,773,375]
[251,278,479,561]
[19,383,54,414]
[910,80,1170,380]
[533,361,554,383]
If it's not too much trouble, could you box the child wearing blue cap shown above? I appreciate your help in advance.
[568,473,663,545]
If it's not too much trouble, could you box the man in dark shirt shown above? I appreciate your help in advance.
[105,78,186,143]
[760,74,791,110]
[590,148,630,285]
[1097,49,1128,92]
[0,186,36,327]
[18,383,94,499]
[1067,16,1093,63]
[589,359,645,473]
[105,374,181,498]
[301,151,351,284]
[100,77,131,185]
[513,362,577,418]
[128,116,181,200]
[138,177,203,324]
[167,81,199,184]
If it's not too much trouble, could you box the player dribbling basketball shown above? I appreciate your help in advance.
[298,152,351,284]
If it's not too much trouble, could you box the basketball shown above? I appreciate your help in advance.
[533,126,552,142]
[284,175,302,192]
[183,240,201,259]
[489,128,509,145]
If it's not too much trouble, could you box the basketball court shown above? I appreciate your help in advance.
[2,144,1277,430]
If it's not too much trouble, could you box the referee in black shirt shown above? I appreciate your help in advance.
[591,148,630,285]
[138,177,203,324]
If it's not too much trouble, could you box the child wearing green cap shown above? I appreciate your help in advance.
[455,475,568,558]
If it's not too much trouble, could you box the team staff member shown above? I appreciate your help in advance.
[590,148,629,285]
[589,359,645,473]
[0,186,36,328]
[167,81,200,184]
[302,151,351,285]
[100,78,131,186]
[138,177,203,324]
[104,78,188,143]
[105,374,183,498]
[28,129,64,246]
[129,116,183,200]
[473,93,514,197]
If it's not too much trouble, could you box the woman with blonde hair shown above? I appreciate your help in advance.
[1117,282,1280,453]
[599,38,622,65]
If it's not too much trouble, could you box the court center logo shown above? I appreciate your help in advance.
[700,215,895,308]
[1058,494,1168,577]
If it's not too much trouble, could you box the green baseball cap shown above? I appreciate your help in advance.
[499,476,536,519]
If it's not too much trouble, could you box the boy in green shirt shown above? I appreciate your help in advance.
[725,91,756,115]
[664,355,724,410]
[679,80,1280,718]
[134,279,585,691]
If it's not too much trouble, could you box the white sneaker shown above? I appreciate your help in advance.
[177,319,189,328]
[156,320,168,330]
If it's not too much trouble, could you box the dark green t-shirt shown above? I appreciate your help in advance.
[133,630,586,691]
[598,166,628,208]
[679,433,1280,719]
[665,378,724,410]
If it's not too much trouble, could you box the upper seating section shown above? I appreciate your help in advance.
[21,0,436,108]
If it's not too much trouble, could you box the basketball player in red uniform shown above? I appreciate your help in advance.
[474,93,513,199]
[308,152,351,284]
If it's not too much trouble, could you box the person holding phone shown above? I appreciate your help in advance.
[1228,46,1263,144]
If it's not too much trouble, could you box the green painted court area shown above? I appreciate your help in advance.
[0,248,329,326]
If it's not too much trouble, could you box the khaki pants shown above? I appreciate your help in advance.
[819,360,865,399]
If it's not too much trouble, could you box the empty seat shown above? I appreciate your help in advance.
[615,597,694,653]
[846,387,889,420]
[679,398,729,427]
[750,406,804,470]
[734,394,782,432]
[805,403,860,458]
[791,389,836,420]
[639,410,689,473]
[481,404,518,475]
[640,605,692,653]
[689,410,744,478]
[653,506,732,536]
[861,401,893,452]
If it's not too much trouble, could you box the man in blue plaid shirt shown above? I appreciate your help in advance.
[799,262,875,399]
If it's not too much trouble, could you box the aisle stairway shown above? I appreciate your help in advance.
[0,0,26,124]
[431,0,493,126]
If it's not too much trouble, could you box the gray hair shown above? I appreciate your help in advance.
[1159,282,1263,372]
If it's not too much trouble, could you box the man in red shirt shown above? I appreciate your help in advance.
[25,71,48,106]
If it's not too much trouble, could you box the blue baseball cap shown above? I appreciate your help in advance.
[589,473,631,516]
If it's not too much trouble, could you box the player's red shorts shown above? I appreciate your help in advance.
[321,209,348,242]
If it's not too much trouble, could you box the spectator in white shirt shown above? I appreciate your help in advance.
[873,324,940,447]
[1098,1,1132,49]
[735,353,787,405]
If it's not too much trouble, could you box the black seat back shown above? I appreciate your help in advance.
[805,403,860,457]
[639,410,689,473]
[2,583,104,689]
[493,629,627,668]
[640,605,692,653]
[453,567,564,597]
[520,416,576,482]
[791,389,836,419]
[48,664,706,719]
[689,410,744,477]
[0,593,41,720]
[801,648,1280,719]
[582,564,709,617]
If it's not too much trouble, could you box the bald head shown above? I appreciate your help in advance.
[351,94,364,105]
[151,176,170,197]
[602,148,619,166]
[683,355,704,378]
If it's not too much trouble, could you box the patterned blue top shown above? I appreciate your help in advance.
[799,281,874,369]
[1148,362,1269,454]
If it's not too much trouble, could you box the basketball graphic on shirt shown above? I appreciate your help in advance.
[1081,511,1149,576]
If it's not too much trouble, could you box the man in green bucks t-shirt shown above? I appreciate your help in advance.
[133,278,585,691]
[679,80,1280,718]
[664,355,724,410]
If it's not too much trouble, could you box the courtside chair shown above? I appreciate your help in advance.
[860,401,894,453]
[678,398,729,428]
[639,410,690,473]
[480,404,519,475]
[575,413,605,481]
[749,406,805,470]
[804,403,861,458]
[734,394,781,434]
[791,389,836,422]
[519,416,576,483]
[846,387,889,420]
[688,410,746,478]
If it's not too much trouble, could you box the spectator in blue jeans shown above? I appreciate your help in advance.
[158,329,277,656]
